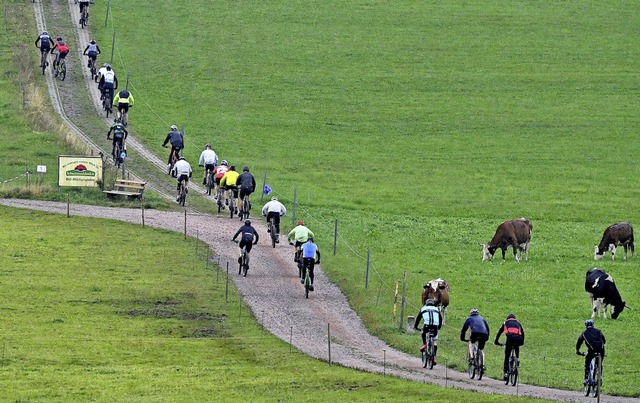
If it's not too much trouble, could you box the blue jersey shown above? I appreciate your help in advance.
[302,241,318,259]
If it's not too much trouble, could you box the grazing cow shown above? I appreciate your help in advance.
[422,278,450,325]
[594,222,634,261]
[480,218,533,262]
[585,268,629,320]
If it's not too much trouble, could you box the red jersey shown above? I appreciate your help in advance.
[214,165,229,179]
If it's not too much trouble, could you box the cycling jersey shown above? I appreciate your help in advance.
[103,71,115,84]
[417,305,441,328]
[173,160,192,177]
[460,314,490,338]
[262,200,286,216]
[220,170,239,187]
[162,130,184,149]
[287,225,315,243]
[237,172,256,190]
[214,165,229,179]
[232,225,259,243]
[577,327,605,353]
[114,90,134,105]
[54,41,69,54]
[36,34,52,50]
[198,149,218,166]
[85,43,98,53]
[302,241,319,259]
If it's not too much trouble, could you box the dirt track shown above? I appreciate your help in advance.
[26,1,639,402]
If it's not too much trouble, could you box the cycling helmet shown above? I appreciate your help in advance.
[242,166,250,172]
[297,220,304,226]
[114,118,121,124]
[170,124,178,131]
[42,31,48,35]
[178,156,185,161]
[425,299,435,306]
[90,40,96,44]
[57,37,62,41]
[470,308,479,316]
[271,196,278,201]
[221,160,228,166]
[244,219,251,225]
[205,143,211,149]
[507,313,516,319]
[230,165,236,170]
[106,65,112,71]
[585,319,594,328]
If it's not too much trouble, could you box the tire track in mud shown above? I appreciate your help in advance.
[28,3,639,402]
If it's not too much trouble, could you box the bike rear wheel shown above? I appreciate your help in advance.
[592,361,600,397]
[467,352,475,379]
[510,356,519,386]
[206,173,213,195]
[41,52,47,75]
[426,338,434,370]
[179,183,186,206]
[304,271,311,298]
[476,350,484,380]
[60,62,66,81]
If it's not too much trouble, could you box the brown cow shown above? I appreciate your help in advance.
[594,222,634,261]
[481,218,533,262]
[422,278,450,325]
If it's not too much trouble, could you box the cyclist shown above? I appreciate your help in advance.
[287,220,315,262]
[494,313,525,381]
[576,319,606,386]
[98,65,118,103]
[213,160,229,201]
[51,37,69,70]
[460,308,490,365]
[34,31,54,68]
[261,196,287,243]
[300,238,320,291]
[106,118,128,160]
[162,125,184,171]
[78,0,90,19]
[220,165,240,213]
[173,157,192,203]
[198,144,218,185]
[237,166,256,215]
[82,40,101,68]
[113,89,134,125]
[232,219,259,264]
[413,298,442,365]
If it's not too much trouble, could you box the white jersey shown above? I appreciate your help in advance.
[96,66,107,79]
[103,70,115,84]
[174,159,192,177]
[198,149,218,166]
[262,200,287,216]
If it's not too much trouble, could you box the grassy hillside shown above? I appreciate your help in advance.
[87,0,640,395]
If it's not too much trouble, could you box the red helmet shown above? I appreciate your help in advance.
[296,220,304,226]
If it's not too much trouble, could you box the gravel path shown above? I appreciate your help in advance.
[26,2,639,402]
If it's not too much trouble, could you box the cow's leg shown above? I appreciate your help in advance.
[524,241,530,261]
[440,305,447,326]
[631,241,635,258]
[590,295,597,319]
[623,244,628,261]
[610,244,616,260]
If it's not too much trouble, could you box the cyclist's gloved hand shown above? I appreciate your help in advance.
[253,241,258,245]
[315,260,320,265]
[413,327,419,331]
[576,351,585,356]
[289,242,294,246]
[494,341,500,346]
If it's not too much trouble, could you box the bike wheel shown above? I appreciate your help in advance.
[243,262,248,277]
[229,197,234,219]
[304,274,310,299]
[592,365,600,397]
[426,341,434,370]
[60,63,66,81]
[42,58,46,75]
[180,186,186,206]
[206,175,212,196]
[511,365,518,386]
[477,351,484,380]
[421,350,428,368]
[467,352,475,379]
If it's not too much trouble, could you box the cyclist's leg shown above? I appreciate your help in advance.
[431,327,439,358]
[176,176,184,200]
[584,351,594,382]
[308,260,315,284]
[238,188,246,212]
[468,334,476,361]
[504,341,513,376]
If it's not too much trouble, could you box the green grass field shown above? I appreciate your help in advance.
[2,0,639,397]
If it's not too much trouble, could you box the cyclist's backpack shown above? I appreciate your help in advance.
[58,42,69,53]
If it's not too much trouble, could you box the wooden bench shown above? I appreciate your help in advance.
[103,179,146,200]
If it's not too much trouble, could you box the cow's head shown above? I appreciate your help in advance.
[611,302,626,319]
[594,244,615,260]
[481,243,497,261]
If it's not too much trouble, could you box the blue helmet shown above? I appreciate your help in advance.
[585,319,594,328]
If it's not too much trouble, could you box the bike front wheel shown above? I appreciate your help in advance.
[476,351,484,380]
[467,352,475,379]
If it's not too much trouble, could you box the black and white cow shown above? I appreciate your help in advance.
[585,268,629,320]
[480,218,533,262]
[594,222,634,261]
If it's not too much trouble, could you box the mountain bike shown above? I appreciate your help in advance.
[421,330,436,370]
[40,49,49,75]
[88,56,97,80]
[240,195,250,220]
[102,87,113,118]
[234,240,249,277]
[164,146,179,176]
[177,178,187,206]
[497,343,519,386]
[581,352,601,398]
[80,4,89,28]
[117,105,129,127]
[53,56,66,81]
[266,216,277,248]
[464,339,484,380]
[291,243,304,278]
[204,168,214,196]
[302,259,312,298]
[113,139,126,168]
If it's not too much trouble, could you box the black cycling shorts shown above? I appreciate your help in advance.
[176,174,189,189]
[470,332,489,350]
[239,239,253,253]
[117,103,129,113]
[224,185,238,198]
[239,187,253,199]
